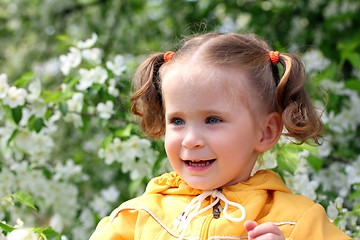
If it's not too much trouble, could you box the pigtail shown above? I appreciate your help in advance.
[275,54,323,144]
[130,53,166,138]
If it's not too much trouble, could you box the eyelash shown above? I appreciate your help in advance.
[170,118,185,125]
[206,116,222,124]
[169,116,222,125]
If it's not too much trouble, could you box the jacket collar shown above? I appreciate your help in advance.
[145,170,291,197]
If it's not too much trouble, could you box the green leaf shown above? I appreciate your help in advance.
[44,91,62,103]
[29,117,45,133]
[298,143,319,154]
[11,106,23,124]
[42,226,60,240]
[115,124,133,138]
[346,52,360,69]
[306,154,323,172]
[0,222,15,233]
[6,129,19,147]
[14,72,34,88]
[65,76,80,86]
[45,109,53,121]
[101,134,113,148]
[350,190,360,201]
[92,83,103,91]
[57,35,68,41]
[80,114,89,132]
[276,149,299,175]
[12,192,37,211]
[345,79,360,93]
[59,102,68,116]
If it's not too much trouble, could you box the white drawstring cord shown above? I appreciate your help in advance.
[173,189,246,240]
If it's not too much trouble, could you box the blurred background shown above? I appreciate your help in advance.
[0,0,359,239]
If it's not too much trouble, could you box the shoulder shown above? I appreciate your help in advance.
[289,203,353,239]
[244,170,318,222]
[108,172,198,222]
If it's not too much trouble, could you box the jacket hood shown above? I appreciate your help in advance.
[145,170,291,196]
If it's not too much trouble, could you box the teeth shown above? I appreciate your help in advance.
[187,160,214,167]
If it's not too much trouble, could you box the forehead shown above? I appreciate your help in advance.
[161,63,253,103]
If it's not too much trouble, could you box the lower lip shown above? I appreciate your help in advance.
[184,159,215,171]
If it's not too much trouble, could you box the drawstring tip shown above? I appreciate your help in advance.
[173,211,185,232]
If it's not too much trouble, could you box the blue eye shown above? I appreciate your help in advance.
[172,118,185,125]
[206,117,221,124]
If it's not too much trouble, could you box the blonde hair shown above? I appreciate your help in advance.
[130,32,323,144]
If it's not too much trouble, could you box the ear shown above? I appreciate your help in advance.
[255,112,283,152]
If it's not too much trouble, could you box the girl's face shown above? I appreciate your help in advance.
[162,64,265,190]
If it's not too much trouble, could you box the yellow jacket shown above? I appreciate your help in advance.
[89,170,352,240]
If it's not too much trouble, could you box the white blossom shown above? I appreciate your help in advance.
[18,107,31,126]
[0,168,16,193]
[2,86,27,108]
[15,218,24,228]
[14,129,33,150]
[96,100,114,119]
[76,68,94,91]
[327,201,339,220]
[0,122,16,148]
[98,137,127,165]
[27,79,41,101]
[54,159,83,182]
[59,47,82,75]
[64,113,83,128]
[82,48,102,64]
[76,66,107,91]
[29,98,47,118]
[98,136,157,179]
[317,137,331,157]
[67,92,84,112]
[5,229,38,240]
[0,73,9,98]
[43,110,61,134]
[100,185,120,202]
[14,130,54,165]
[124,135,152,160]
[89,195,110,218]
[106,55,126,76]
[285,157,319,200]
[76,33,98,49]
[345,156,360,185]
[108,78,119,97]
[315,163,351,197]
[301,49,330,73]
[252,151,277,175]
[49,213,64,233]
[60,83,67,92]
[92,66,108,84]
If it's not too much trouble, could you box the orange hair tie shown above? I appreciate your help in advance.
[269,51,280,64]
[164,51,175,62]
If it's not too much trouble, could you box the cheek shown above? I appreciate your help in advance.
[164,129,179,155]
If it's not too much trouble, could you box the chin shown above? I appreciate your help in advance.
[185,179,220,191]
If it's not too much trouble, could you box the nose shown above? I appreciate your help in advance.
[182,127,204,149]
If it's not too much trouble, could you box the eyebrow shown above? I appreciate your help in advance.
[166,110,230,118]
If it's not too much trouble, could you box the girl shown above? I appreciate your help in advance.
[89,33,352,239]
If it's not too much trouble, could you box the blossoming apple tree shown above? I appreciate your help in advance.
[0,0,360,239]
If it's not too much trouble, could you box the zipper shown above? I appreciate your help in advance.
[200,189,223,240]
[213,188,223,219]
[212,201,223,219]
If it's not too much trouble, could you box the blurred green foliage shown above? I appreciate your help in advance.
[1,0,360,239]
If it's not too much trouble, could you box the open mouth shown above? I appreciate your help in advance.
[184,159,216,167]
